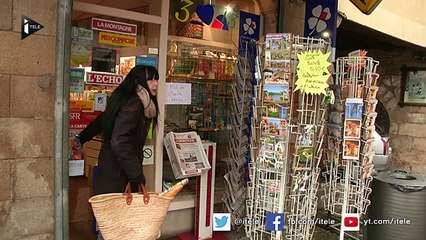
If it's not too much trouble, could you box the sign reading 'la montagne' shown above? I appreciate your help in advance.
[91,18,137,35]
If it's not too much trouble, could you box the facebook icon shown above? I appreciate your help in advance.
[266,213,285,231]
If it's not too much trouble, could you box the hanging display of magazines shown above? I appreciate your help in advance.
[246,34,331,240]
[321,50,379,239]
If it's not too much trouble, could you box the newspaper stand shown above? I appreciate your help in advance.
[165,132,217,240]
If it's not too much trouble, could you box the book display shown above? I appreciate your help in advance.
[321,51,380,239]
[246,34,331,240]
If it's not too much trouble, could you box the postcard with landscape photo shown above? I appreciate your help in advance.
[263,84,289,103]
[262,104,288,119]
[263,70,290,85]
[261,117,287,137]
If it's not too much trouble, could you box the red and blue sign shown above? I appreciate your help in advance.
[304,0,338,47]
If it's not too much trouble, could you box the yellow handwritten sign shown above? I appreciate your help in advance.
[295,50,331,95]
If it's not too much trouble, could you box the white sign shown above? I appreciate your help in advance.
[94,93,107,111]
[69,160,84,176]
[166,83,192,105]
[143,145,154,165]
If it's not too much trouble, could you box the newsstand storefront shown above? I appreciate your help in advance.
[56,0,264,239]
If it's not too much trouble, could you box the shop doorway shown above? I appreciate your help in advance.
[66,0,169,239]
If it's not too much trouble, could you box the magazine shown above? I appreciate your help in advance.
[164,131,211,179]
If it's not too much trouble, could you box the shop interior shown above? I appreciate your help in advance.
[68,0,261,239]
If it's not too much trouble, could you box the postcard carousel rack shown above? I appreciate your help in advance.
[321,50,380,240]
[246,34,331,240]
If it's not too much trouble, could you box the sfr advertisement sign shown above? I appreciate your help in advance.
[87,72,124,86]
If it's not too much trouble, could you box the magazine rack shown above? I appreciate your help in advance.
[222,47,253,225]
[321,51,379,240]
[246,34,330,240]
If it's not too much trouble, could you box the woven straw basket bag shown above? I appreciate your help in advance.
[89,183,173,240]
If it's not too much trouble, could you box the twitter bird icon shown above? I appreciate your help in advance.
[213,213,231,231]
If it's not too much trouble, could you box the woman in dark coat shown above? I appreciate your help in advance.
[77,65,159,195]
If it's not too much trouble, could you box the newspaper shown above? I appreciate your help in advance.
[164,131,211,179]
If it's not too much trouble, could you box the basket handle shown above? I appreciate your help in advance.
[123,182,150,205]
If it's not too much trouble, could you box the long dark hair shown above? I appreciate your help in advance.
[101,65,159,143]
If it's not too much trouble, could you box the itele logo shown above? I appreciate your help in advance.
[22,15,44,40]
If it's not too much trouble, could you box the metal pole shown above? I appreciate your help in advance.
[54,0,72,239]
[277,0,286,32]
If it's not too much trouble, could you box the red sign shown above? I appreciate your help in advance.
[92,18,137,36]
[86,72,124,86]
[69,111,102,130]
[344,217,359,227]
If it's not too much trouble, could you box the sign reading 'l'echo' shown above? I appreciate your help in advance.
[86,72,124,86]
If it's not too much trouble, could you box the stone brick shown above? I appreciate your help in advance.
[389,122,398,134]
[389,135,412,150]
[0,197,53,239]
[0,119,53,159]
[0,75,10,117]
[0,200,12,226]
[0,31,55,76]
[14,158,53,199]
[398,123,426,137]
[0,161,12,201]
[407,112,425,123]
[19,233,54,240]
[412,138,426,152]
[12,0,56,36]
[11,75,54,118]
[0,0,12,30]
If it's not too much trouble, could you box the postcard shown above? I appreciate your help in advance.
[363,125,375,140]
[343,139,361,160]
[297,124,315,147]
[294,147,313,169]
[262,103,288,119]
[261,117,287,137]
[263,84,289,103]
[363,112,377,128]
[362,138,375,154]
[265,33,292,51]
[365,99,378,113]
[327,136,340,150]
[263,70,290,85]
[344,119,361,138]
[362,152,374,166]
[366,86,379,102]
[345,98,363,119]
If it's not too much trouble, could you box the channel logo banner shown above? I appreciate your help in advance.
[99,32,137,47]
[342,213,360,231]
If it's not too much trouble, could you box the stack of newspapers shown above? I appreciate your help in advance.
[164,131,211,179]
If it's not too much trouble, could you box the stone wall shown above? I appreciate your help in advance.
[0,0,56,239]
[367,49,426,175]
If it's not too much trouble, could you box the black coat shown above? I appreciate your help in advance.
[78,94,152,195]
